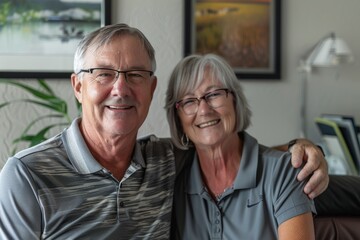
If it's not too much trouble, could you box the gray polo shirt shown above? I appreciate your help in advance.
[172,132,316,240]
[0,118,176,239]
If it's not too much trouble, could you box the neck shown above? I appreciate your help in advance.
[79,120,137,180]
[196,133,243,200]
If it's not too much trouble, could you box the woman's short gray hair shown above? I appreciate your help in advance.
[165,54,252,150]
[73,23,156,75]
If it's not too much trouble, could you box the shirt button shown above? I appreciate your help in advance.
[215,220,220,224]
[120,201,125,207]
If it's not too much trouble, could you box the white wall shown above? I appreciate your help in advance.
[1,0,360,168]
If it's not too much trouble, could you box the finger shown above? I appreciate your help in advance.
[297,159,316,181]
[307,186,322,200]
[290,145,305,168]
[297,148,323,181]
[303,169,329,199]
[305,175,329,199]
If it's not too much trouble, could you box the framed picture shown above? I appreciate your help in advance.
[184,0,281,79]
[0,0,111,79]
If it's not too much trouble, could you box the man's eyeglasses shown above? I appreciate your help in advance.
[175,88,233,115]
[77,68,154,86]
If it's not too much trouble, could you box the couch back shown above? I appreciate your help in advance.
[314,175,360,240]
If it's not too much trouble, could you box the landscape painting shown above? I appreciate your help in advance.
[0,0,111,78]
[184,0,281,79]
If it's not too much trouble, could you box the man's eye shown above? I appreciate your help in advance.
[98,72,113,77]
[95,70,115,78]
[127,72,144,78]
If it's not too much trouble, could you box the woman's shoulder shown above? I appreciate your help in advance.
[257,144,301,185]
[259,144,292,163]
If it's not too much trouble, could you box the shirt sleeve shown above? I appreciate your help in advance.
[0,157,42,239]
[270,152,316,226]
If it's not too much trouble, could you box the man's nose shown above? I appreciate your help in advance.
[111,73,131,94]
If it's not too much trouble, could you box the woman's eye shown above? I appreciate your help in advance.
[206,92,221,99]
[182,99,196,106]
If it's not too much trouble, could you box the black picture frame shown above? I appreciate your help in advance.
[184,0,281,80]
[0,0,111,79]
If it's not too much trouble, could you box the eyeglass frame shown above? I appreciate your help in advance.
[76,68,154,85]
[175,88,233,115]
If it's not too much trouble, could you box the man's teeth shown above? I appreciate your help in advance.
[198,120,218,128]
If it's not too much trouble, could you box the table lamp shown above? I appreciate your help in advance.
[298,32,354,137]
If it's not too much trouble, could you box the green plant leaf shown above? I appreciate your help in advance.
[25,99,68,114]
[0,80,60,102]
[13,124,62,147]
[13,134,47,147]
[20,114,70,137]
[38,79,55,95]
[1,98,68,114]
[0,78,79,150]
[20,122,69,139]
[0,101,11,109]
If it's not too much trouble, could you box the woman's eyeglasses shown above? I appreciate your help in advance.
[175,88,233,115]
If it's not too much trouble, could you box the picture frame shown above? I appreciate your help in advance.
[184,0,281,80]
[0,0,111,79]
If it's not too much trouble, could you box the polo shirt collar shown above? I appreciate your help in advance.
[186,132,259,194]
[233,132,258,189]
[62,118,145,174]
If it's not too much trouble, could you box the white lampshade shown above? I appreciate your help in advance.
[300,33,354,72]
[298,32,354,138]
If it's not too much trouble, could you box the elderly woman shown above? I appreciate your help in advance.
[166,54,316,239]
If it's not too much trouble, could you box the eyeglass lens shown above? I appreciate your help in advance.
[90,69,152,85]
[177,89,230,115]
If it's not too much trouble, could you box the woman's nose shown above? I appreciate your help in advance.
[196,98,212,114]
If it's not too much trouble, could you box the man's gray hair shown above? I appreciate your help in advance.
[73,23,156,75]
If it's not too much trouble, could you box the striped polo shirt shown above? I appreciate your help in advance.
[0,118,176,239]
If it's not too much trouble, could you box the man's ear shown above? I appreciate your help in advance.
[71,73,82,104]
[150,76,157,98]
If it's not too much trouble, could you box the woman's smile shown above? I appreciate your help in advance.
[196,119,220,128]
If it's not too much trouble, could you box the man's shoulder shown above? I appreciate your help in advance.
[137,134,173,148]
[13,133,64,160]
[137,135,195,174]
[137,134,174,157]
[1,133,66,175]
